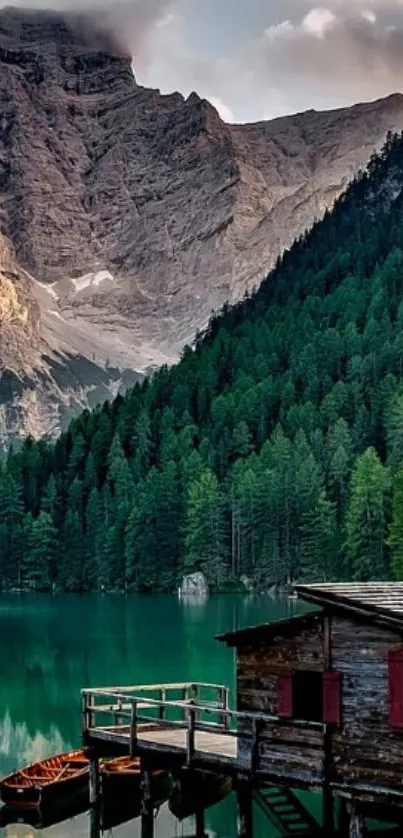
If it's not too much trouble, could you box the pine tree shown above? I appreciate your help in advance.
[24,512,57,590]
[300,491,337,581]
[346,448,392,580]
[389,468,403,580]
[85,487,105,589]
[0,472,24,588]
[60,511,84,591]
[184,470,228,588]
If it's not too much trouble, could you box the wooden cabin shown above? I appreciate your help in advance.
[218,583,403,815]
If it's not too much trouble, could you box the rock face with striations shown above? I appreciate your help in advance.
[2,6,403,444]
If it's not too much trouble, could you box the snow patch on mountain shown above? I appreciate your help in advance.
[71,270,115,292]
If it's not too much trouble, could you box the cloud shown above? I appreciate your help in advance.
[140,1,403,122]
[361,10,377,24]
[0,0,179,59]
[302,7,337,37]
[3,0,403,121]
[249,4,403,115]
[209,97,235,123]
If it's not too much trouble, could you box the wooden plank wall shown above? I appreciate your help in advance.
[330,616,403,794]
[237,620,325,784]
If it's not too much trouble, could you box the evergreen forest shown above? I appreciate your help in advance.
[3,133,403,592]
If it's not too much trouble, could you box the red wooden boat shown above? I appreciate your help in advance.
[101,755,172,806]
[0,749,89,808]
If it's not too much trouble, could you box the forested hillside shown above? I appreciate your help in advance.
[3,133,403,592]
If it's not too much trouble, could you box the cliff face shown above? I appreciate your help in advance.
[2,7,403,444]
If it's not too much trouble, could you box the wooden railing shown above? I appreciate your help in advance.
[82,682,325,770]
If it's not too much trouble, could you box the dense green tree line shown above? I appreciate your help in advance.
[3,133,403,591]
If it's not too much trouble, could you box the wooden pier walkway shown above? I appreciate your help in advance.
[88,724,238,762]
[83,682,243,769]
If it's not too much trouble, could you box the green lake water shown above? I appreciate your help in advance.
[0,593,318,838]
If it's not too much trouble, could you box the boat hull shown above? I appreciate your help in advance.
[101,756,172,821]
[169,770,232,820]
[0,749,89,809]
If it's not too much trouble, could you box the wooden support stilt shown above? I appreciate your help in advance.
[237,781,253,838]
[338,799,349,836]
[88,749,101,838]
[323,785,335,835]
[195,809,205,838]
[141,765,154,838]
[347,802,365,838]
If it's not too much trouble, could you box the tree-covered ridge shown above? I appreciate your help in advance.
[3,132,403,591]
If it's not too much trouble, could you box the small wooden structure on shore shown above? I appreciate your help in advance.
[82,583,403,838]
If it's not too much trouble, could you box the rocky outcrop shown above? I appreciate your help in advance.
[178,573,209,599]
[2,7,403,443]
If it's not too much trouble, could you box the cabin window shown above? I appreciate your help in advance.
[388,649,403,728]
[293,671,323,722]
[277,670,341,724]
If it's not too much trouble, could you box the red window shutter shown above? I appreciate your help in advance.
[388,649,403,728]
[277,671,293,718]
[323,671,341,726]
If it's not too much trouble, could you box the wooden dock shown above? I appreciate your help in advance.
[81,680,403,838]
[79,682,342,838]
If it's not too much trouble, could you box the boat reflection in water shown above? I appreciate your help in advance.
[170,770,232,821]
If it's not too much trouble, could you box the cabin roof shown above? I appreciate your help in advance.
[295,583,403,630]
[218,584,403,648]
[216,610,321,647]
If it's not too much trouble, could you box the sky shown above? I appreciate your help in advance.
[4,0,403,122]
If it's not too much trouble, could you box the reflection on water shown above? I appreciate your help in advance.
[0,714,69,778]
[0,593,309,838]
[0,804,230,838]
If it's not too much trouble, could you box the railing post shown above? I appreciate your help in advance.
[218,686,230,731]
[83,692,95,734]
[81,692,88,738]
[182,686,189,723]
[115,698,122,728]
[251,718,260,773]
[224,688,230,731]
[187,706,196,765]
[130,700,138,758]
[159,688,166,721]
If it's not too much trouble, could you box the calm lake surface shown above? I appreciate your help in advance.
[0,593,315,838]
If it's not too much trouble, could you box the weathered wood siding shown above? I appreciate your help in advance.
[237,618,325,784]
[330,616,403,795]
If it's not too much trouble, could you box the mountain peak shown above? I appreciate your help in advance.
[0,5,131,59]
[2,9,403,444]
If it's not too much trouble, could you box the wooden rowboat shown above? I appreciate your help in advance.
[101,756,172,812]
[0,749,89,808]
[169,769,232,820]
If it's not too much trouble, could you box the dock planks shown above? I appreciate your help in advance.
[88,725,238,763]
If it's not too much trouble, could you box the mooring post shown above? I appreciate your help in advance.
[347,801,365,838]
[237,780,253,838]
[87,748,101,838]
[140,763,154,838]
[195,808,205,838]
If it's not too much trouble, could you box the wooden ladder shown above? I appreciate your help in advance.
[254,785,321,836]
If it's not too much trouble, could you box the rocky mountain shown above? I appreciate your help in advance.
[2,6,403,445]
